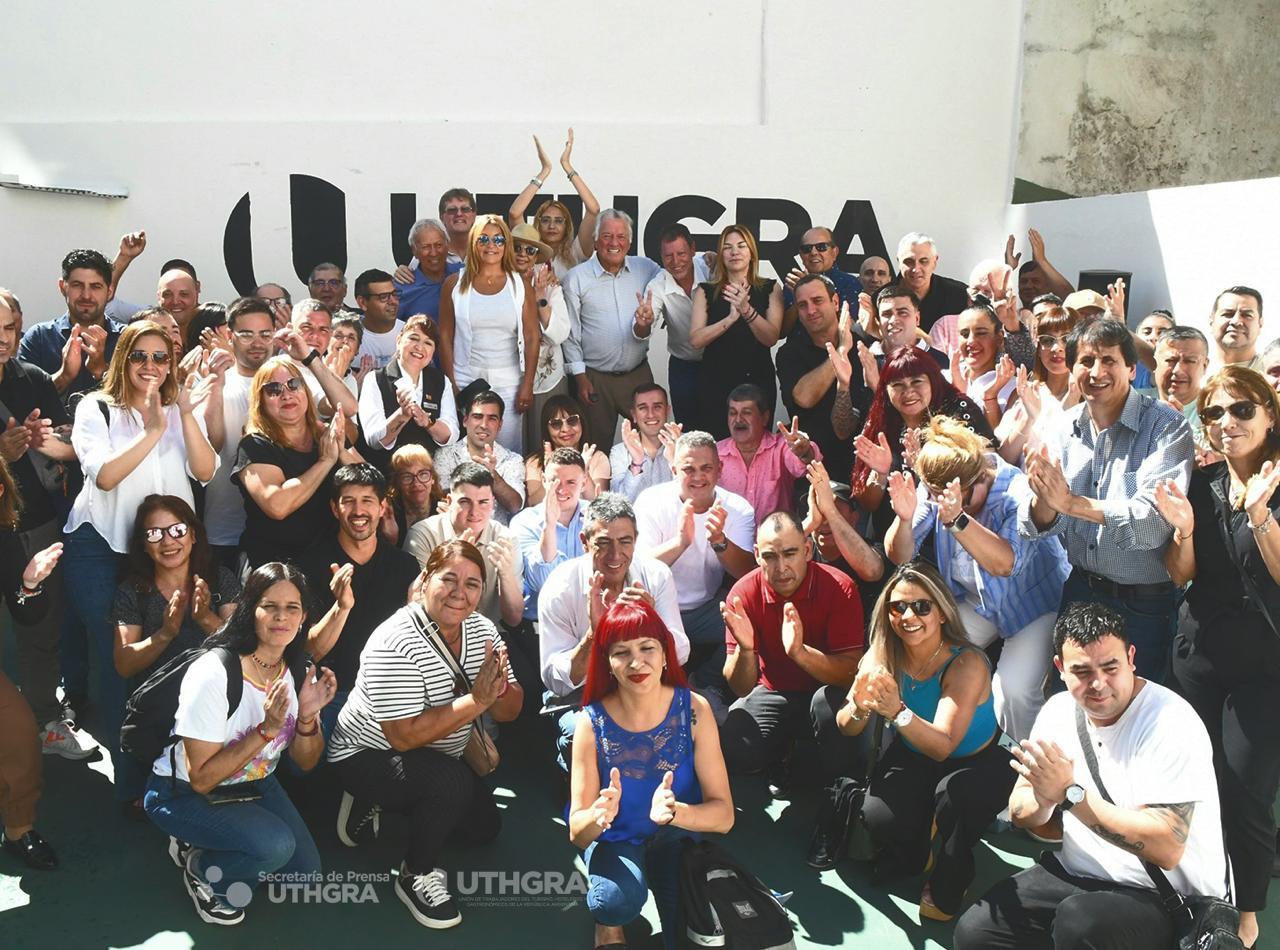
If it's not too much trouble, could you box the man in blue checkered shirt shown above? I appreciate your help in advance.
[1018,319,1193,683]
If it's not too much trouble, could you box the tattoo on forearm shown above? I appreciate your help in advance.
[1146,802,1195,844]
[1090,824,1145,854]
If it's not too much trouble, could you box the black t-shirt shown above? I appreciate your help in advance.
[231,433,337,567]
[917,274,970,332]
[0,360,71,530]
[776,328,871,482]
[298,533,421,688]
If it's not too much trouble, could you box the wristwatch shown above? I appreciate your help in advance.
[1062,783,1086,811]
[301,348,322,367]
[893,702,914,728]
[945,511,971,534]
[537,297,549,308]
[710,539,729,553]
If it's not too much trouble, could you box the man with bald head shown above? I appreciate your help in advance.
[858,256,893,299]
[782,226,862,335]
[896,232,968,332]
[157,268,200,343]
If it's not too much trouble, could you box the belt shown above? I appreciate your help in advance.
[592,363,646,378]
[1074,568,1175,600]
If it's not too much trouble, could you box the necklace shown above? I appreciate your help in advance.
[903,640,946,685]
[250,651,283,673]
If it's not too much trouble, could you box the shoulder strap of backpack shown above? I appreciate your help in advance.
[216,647,243,718]
[97,398,110,426]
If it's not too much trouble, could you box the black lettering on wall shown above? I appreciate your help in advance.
[224,192,257,296]
[389,194,417,266]
[290,174,347,284]
[735,198,812,278]
[642,195,728,258]
[830,200,890,275]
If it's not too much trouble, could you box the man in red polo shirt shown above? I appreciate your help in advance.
[719,511,865,786]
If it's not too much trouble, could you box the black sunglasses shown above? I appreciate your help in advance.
[262,377,305,398]
[144,522,189,544]
[127,350,171,365]
[1199,401,1260,424]
[888,599,935,617]
[800,242,832,254]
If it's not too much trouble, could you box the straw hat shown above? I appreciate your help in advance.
[510,223,553,263]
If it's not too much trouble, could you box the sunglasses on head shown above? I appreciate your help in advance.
[144,522,189,544]
[127,350,171,365]
[1200,400,1260,424]
[476,234,506,247]
[262,376,305,398]
[800,242,832,254]
[549,414,581,430]
[888,598,935,617]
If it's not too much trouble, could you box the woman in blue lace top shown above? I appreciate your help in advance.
[568,600,734,950]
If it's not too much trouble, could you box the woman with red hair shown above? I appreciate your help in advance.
[568,600,733,950]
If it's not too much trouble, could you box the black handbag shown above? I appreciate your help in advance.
[815,714,884,864]
[1074,706,1243,950]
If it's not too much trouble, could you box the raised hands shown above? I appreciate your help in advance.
[777,416,813,461]
[634,291,656,334]
[780,602,805,659]
[705,500,729,548]
[118,230,147,261]
[1153,479,1194,539]
[21,541,63,589]
[886,470,918,522]
[805,459,836,517]
[856,291,876,336]
[720,595,754,652]
[854,431,893,477]
[471,640,511,707]
[559,127,578,175]
[935,477,965,525]
[592,767,623,831]
[993,353,1017,395]
[318,409,344,464]
[620,419,645,465]
[649,770,677,826]
[532,134,552,180]
[825,339,853,390]
[1004,234,1021,270]
[142,379,167,436]
[1243,460,1280,523]
[298,665,339,721]
[329,562,356,611]
[1105,277,1126,320]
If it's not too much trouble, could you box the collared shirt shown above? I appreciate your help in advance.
[782,267,862,309]
[644,255,712,363]
[404,514,524,628]
[431,440,526,525]
[537,553,688,697]
[912,457,1070,637]
[394,261,463,323]
[716,431,821,517]
[608,441,672,502]
[1017,388,1193,584]
[563,254,663,375]
[509,499,588,619]
[18,314,126,402]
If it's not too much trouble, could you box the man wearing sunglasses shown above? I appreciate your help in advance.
[896,232,969,333]
[781,227,863,336]
[439,188,477,263]
[352,268,403,371]
[1019,319,1194,685]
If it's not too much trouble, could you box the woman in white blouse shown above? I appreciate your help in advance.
[357,315,457,468]
[63,319,217,806]
[509,222,573,453]
[438,214,541,454]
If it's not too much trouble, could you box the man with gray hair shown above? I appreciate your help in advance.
[1261,337,1280,395]
[896,232,969,332]
[393,218,463,323]
[307,262,355,316]
[563,208,663,444]
[283,297,359,422]
[538,491,688,768]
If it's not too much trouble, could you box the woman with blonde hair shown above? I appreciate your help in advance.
[885,416,1069,742]
[689,225,783,439]
[63,319,218,807]
[232,356,360,568]
[438,214,541,453]
[1158,366,1280,948]
[382,444,443,546]
[506,128,602,279]
[836,561,1015,922]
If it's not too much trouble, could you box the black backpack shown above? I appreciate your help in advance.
[678,839,795,949]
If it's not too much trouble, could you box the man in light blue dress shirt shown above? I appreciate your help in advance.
[509,447,589,620]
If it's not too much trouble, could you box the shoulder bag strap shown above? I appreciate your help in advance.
[1210,480,1280,642]
[407,604,472,692]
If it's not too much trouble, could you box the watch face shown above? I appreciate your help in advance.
[1066,784,1085,804]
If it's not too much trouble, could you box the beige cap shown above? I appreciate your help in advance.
[1063,289,1108,313]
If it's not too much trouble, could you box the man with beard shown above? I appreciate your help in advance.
[644,224,711,426]
[20,249,122,402]
[717,383,819,516]
[299,463,420,740]
[781,226,863,335]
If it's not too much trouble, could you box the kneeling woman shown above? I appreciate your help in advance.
[837,561,1014,922]
[142,563,338,926]
[328,539,523,930]
[569,601,734,950]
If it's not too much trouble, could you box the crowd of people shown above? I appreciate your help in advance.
[0,134,1274,948]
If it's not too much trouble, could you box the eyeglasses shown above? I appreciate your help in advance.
[887,599,935,617]
[1200,401,1260,424]
[396,471,435,486]
[476,234,506,247]
[144,522,189,544]
[800,242,832,254]
[127,350,171,365]
[539,215,566,226]
[444,205,474,216]
[365,291,399,304]
[310,278,344,289]
[1037,335,1066,350]
[548,414,581,430]
[261,376,305,398]
[514,244,542,257]
[233,329,275,342]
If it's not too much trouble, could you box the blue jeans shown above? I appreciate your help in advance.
[585,826,693,950]
[144,772,320,901]
[1058,570,1177,684]
[668,356,702,430]
[61,523,134,799]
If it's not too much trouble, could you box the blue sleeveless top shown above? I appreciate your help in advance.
[586,686,702,845]
[900,647,998,758]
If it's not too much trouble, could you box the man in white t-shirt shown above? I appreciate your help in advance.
[955,601,1228,950]
[635,430,755,679]
[354,268,404,370]
[203,297,275,569]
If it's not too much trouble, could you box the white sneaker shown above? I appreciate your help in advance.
[41,719,94,760]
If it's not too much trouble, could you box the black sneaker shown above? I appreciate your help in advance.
[168,836,192,869]
[1,830,58,870]
[766,744,796,799]
[183,854,245,926]
[806,779,857,870]
[396,864,461,929]
[336,791,381,847]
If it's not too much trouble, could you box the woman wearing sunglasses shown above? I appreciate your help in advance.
[509,221,573,452]
[524,394,610,506]
[63,320,218,809]
[885,417,1069,743]
[836,561,1014,923]
[1156,366,1280,949]
[995,305,1082,465]
[505,129,602,280]
[233,357,361,569]
[438,214,541,454]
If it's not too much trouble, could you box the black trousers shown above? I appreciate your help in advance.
[335,746,500,873]
[953,853,1176,950]
[860,734,1015,914]
[716,684,867,782]
[1171,615,1280,911]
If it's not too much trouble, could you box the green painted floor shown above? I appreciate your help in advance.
[3,708,1277,949]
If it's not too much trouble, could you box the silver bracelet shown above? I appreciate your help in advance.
[1250,514,1273,534]
[530,176,544,188]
